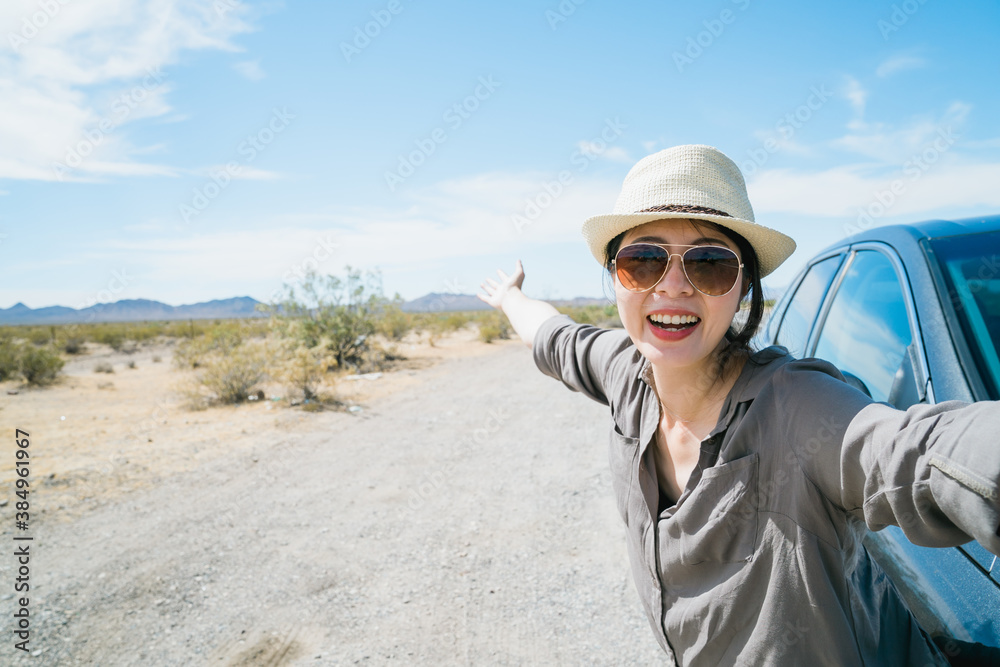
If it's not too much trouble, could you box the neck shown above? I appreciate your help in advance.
[649,345,745,426]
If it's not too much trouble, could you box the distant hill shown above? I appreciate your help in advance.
[0,297,266,326]
[400,293,492,313]
[0,293,613,325]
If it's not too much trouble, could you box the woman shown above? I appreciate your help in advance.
[478,145,1000,665]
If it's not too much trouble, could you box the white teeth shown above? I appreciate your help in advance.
[648,313,700,325]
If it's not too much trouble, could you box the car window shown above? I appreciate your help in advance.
[813,250,913,403]
[928,230,1000,400]
[773,255,842,358]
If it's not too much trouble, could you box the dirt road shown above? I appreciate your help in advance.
[0,332,664,665]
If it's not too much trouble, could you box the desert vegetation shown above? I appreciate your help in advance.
[0,267,632,406]
[1,273,777,401]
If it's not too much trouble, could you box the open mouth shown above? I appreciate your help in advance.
[647,313,700,332]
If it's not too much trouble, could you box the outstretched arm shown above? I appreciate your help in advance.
[478,260,560,347]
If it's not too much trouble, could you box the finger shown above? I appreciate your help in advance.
[496,269,508,281]
[485,278,499,288]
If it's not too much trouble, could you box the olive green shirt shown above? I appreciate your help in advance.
[533,314,1000,666]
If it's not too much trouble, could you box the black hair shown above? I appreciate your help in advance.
[602,219,765,375]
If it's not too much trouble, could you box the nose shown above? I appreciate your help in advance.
[654,253,694,296]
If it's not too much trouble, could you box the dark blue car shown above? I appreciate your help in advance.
[759,215,1000,648]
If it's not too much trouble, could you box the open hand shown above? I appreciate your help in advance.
[477,260,525,310]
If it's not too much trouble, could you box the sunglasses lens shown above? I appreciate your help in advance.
[615,244,669,291]
[683,246,741,295]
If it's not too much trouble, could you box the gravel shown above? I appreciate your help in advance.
[1,342,665,665]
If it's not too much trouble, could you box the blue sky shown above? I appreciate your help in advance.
[2,0,1000,310]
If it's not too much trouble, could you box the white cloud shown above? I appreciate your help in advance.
[876,54,926,78]
[843,76,867,118]
[749,157,1000,220]
[832,101,970,163]
[233,59,265,81]
[0,0,254,181]
[53,170,622,303]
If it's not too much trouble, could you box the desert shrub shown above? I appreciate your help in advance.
[558,304,622,329]
[444,313,471,331]
[0,336,19,381]
[152,355,162,363]
[262,266,392,372]
[19,346,64,385]
[374,295,411,341]
[127,360,136,369]
[197,341,268,404]
[28,328,52,346]
[94,362,114,373]
[126,323,162,342]
[96,330,126,351]
[63,337,84,354]
[274,344,335,401]
[477,311,511,343]
[173,327,243,369]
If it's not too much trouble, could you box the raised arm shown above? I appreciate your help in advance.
[478,260,561,347]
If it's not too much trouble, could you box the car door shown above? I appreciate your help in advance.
[804,243,1000,647]
[763,251,844,358]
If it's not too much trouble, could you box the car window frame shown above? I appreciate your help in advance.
[805,242,935,405]
[766,249,846,355]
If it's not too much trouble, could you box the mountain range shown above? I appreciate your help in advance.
[0,294,611,325]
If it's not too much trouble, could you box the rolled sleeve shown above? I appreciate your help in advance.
[765,358,1000,555]
[845,400,1000,555]
[532,314,634,407]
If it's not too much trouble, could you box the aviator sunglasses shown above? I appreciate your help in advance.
[613,243,744,296]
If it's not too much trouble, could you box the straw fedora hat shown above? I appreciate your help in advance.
[582,144,796,277]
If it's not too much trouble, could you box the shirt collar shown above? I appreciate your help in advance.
[638,345,793,432]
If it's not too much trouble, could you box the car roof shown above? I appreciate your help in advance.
[819,214,1000,254]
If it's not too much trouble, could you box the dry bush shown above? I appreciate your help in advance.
[196,341,269,405]
[274,343,336,401]
[0,336,19,381]
[18,345,65,385]
[476,311,511,343]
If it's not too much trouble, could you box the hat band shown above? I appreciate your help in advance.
[637,204,732,217]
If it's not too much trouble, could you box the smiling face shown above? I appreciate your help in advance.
[613,218,745,372]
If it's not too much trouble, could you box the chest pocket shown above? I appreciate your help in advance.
[663,453,759,566]
[608,427,641,526]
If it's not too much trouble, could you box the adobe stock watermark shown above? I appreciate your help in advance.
[7,0,73,51]
[878,0,931,40]
[512,117,627,234]
[673,0,751,73]
[340,0,409,63]
[740,84,833,177]
[545,0,586,30]
[179,107,295,223]
[384,75,501,192]
[52,66,168,181]
[844,126,958,237]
